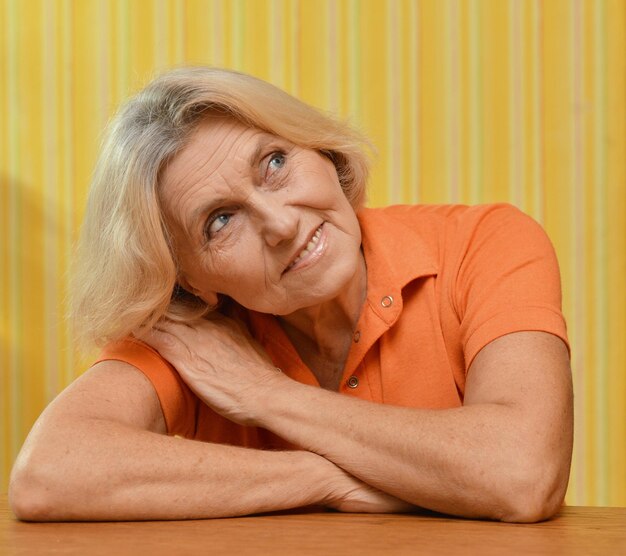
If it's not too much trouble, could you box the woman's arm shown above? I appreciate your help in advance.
[262,332,573,523]
[147,321,573,523]
[9,360,412,521]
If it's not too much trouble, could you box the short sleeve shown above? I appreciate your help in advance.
[450,204,569,369]
[95,338,199,437]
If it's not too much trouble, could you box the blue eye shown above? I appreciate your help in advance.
[206,213,231,238]
[268,152,286,171]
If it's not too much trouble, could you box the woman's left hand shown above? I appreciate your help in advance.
[142,316,288,425]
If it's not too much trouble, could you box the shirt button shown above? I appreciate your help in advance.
[347,375,359,388]
[353,330,361,343]
[381,295,394,308]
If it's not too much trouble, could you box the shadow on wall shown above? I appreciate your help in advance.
[0,172,76,458]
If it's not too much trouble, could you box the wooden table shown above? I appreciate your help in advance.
[1,495,624,555]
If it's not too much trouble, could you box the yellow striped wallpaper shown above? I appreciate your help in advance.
[1,0,625,507]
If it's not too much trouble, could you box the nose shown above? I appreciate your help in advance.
[252,195,299,247]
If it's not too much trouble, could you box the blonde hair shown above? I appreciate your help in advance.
[71,67,372,351]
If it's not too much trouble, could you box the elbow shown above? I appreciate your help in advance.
[9,460,60,522]
[502,484,565,523]
[497,461,569,523]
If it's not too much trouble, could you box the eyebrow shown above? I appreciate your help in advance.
[186,134,278,234]
[247,134,275,168]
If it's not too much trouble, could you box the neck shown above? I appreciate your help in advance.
[278,251,367,361]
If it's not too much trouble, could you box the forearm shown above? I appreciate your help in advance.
[256,382,568,522]
[9,417,331,521]
[142,324,572,522]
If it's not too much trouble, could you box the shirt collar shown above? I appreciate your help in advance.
[356,206,439,326]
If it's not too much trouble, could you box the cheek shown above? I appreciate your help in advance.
[181,248,222,291]
[190,245,267,296]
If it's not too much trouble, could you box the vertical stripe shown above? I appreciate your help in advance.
[231,0,243,69]
[361,1,388,207]
[7,0,22,467]
[99,1,110,138]
[62,0,75,385]
[0,0,6,483]
[1,0,9,484]
[328,0,339,114]
[605,0,626,507]
[269,0,282,87]
[347,0,360,120]
[571,0,588,504]
[446,0,461,203]
[468,0,482,204]
[289,0,299,96]
[592,0,608,506]
[408,0,419,204]
[174,0,185,64]
[213,0,223,66]
[509,0,523,208]
[43,0,59,404]
[482,0,511,201]
[154,0,166,69]
[116,0,130,101]
[387,0,401,203]
[531,0,544,223]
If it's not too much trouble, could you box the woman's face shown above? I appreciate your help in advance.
[160,115,363,315]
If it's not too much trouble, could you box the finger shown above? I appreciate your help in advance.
[139,327,171,348]
[140,327,189,360]
[153,319,192,335]
[151,320,203,346]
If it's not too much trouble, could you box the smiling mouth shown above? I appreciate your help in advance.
[284,224,324,273]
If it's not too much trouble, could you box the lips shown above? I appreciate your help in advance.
[284,223,324,273]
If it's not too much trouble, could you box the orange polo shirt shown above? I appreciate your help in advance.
[97,203,569,449]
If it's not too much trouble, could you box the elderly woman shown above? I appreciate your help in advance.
[9,67,572,523]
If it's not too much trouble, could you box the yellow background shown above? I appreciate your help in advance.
[1,0,625,506]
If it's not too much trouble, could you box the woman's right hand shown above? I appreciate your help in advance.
[141,316,287,426]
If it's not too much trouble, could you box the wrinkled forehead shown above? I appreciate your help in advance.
[162,113,257,184]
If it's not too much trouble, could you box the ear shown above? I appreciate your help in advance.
[176,276,219,307]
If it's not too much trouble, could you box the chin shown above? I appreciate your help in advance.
[240,284,342,316]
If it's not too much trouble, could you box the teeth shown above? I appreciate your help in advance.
[287,225,322,269]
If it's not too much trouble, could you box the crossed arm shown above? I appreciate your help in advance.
[9,320,572,523]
